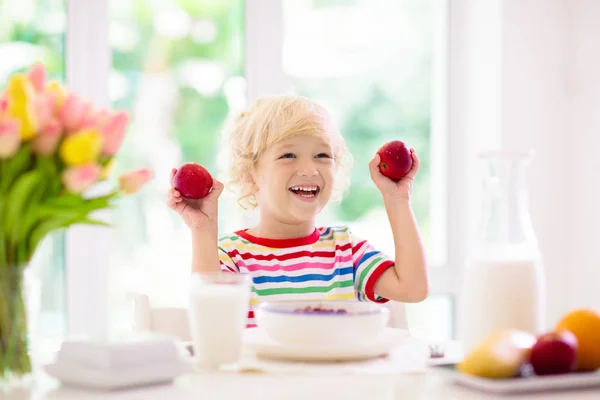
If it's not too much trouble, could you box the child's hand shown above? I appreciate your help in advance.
[369,149,420,201]
[167,168,224,234]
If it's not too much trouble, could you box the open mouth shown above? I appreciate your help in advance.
[288,185,320,199]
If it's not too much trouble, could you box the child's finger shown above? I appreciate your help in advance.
[170,168,177,187]
[369,154,382,181]
[167,192,183,208]
[404,149,420,179]
[206,178,225,201]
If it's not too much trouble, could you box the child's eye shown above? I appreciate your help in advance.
[279,153,295,159]
[316,153,332,159]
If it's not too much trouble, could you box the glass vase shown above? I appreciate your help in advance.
[0,265,40,390]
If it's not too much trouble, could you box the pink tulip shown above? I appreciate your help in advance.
[27,62,47,93]
[101,111,129,156]
[31,118,62,156]
[0,118,21,159]
[95,110,110,125]
[45,81,67,113]
[0,97,8,113]
[61,164,102,194]
[78,105,103,130]
[119,168,153,195]
[35,93,55,129]
[59,93,87,133]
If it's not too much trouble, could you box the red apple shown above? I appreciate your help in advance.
[173,162,213,199]
[376,140,413,180]
[529,330,578,376]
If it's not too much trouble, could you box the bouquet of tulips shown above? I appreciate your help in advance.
[0,63,152,382]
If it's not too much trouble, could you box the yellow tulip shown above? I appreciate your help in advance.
[59,128,103,166]
[4,74,38,140]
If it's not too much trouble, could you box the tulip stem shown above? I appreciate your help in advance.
[0,263,32,382]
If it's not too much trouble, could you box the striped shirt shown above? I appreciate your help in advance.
[218,225,395,327]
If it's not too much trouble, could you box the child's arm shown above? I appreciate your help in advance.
[191,231,221,273]
[368,150,429,302]
[167,167,224,273]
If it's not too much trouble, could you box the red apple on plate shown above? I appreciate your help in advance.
[376,140,413,180]
[173,162,213,199]
[529,330,578,376]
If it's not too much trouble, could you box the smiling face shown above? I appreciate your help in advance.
[251,134,336,225]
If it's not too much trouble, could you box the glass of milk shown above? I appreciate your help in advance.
[188,272,251,369]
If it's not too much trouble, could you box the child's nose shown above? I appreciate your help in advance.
[297,160,318,176]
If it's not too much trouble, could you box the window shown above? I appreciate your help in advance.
[277,0,452,338]
[406,295,454,339]
[21,0,455,341]
[281,0,447,261]
[108,0,245,331]
[0,0,67,348]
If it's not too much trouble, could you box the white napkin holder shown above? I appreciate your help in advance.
[44,332,192,391]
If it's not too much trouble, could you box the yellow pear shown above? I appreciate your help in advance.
[457,329,536,379]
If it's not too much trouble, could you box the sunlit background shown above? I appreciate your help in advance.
[105,0,452,338]
[1,0,452,345]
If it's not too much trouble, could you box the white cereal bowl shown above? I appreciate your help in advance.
[253,300,390,346]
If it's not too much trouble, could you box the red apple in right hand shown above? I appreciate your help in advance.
[376,140,413,180]
[529,330,578,376]
[172,162,213,199]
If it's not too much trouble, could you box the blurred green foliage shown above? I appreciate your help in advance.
[3,0,432,234]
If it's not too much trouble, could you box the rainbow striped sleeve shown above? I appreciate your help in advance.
[218,237,239,273]
[351,235,394,303]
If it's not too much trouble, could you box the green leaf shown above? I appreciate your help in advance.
[82,192,119,212]
[21,167,52,231]
[35,206,86,220]
[27,214,78,257]
[0,145,33,194]
[17,178,48,243]
[22,191,118,252]
[4,171,43,244]
[0,200,6,265]
[41,191,119,215]
[36,155,57,175]
[80,218,110,227]
[27,211,111,256]
[45,194,87,209]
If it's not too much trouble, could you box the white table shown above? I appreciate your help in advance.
[5,370,600,400]
[5,340,599,399]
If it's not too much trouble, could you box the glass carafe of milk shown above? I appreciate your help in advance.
[458,150,546,352]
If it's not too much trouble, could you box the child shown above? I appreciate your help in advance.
[167,96,428,326]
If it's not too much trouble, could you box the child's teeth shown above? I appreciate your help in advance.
[291,186,317,191]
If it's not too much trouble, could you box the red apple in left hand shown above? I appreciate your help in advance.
[173,162,213,199]
[529,330,578,376]
[376,140,413,180]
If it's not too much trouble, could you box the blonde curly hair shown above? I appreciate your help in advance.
[222,95,351,210]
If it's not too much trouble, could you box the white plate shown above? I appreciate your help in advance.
[44,359,192,391]
[432,364,600,394]
[243,327,411,362]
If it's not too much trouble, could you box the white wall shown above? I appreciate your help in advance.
[457,0,600,328]
[501,0,572,327]
[568,0,600,314]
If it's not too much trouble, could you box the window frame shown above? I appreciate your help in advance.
[65,0,111,338]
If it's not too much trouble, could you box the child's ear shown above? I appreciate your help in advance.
[243,171,258,193]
